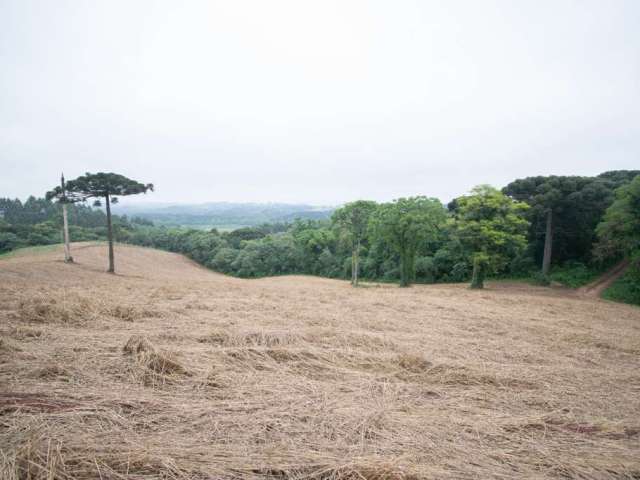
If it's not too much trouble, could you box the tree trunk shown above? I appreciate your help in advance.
[351,248,355,285]
[105,194,115,273]
[62,202,73,263]
[542,209,553,276]
[353,239,360,287]
[470,257,484,289]
[399,249,409,287]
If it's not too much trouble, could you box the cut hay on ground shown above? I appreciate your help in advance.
[0,243,639,479]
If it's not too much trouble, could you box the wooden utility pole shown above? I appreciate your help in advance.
[61,174,73,263]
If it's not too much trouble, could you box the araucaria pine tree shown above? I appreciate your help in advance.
[62,172,153,273]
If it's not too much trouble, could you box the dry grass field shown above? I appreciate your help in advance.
[1,243,639,480]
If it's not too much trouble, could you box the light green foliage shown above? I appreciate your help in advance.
[332,200,377,286]
[210,248,239,273]
[332,201,377,245]
[370,197,447,287]
[602,258,640,306]
[291,220,337,275]
[595,175,640,261]
[451,185,530,288]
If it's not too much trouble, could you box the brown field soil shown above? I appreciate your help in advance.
[1,243,639,479]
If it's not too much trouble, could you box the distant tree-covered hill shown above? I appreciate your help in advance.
[112,202,334,230]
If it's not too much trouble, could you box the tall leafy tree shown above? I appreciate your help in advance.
[332,200,377,286]
[63,173,153,273]
[450,185,529,289]
[370,197,446,287]
[291,220,336,275]
[595,174,640,261]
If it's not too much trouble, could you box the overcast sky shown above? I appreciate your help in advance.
[1,0,639,206]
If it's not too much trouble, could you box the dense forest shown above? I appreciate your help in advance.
[2,170,639,303]
[0,196,151,252]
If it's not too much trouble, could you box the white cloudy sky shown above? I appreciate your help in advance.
[1,0,639,206]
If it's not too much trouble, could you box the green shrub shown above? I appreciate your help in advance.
[210,248,239,274]
[549,261,602,288]
[0,232,23,253]
[602,263,640,306]
[414,256,436,283]
[531,271,551,286]
[509,253,536,277]
[449,262,470,282]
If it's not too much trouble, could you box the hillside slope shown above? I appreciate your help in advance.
[1,244,639,479]
[579,259,631,297]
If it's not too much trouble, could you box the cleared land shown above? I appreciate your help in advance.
[1,243,639,480]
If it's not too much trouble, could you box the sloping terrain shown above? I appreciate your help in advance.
[579,259,631,297]
[1,243,639,479]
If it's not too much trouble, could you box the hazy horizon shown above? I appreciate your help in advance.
[2,1,639,205]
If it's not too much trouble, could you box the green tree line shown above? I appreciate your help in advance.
[0,196,151,253]
[119,170,638,293]
[2,170,638,301]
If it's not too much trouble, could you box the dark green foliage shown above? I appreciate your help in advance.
[449,262,471,282]
[530,271,551,286]
[0,197,134,254]
[548,260,606,288]
[595,175,640,261]
[0,230,21,253]
[231,235,301,277]
[369,197,447,287]
[503,171,639,271]
[3,169,638,306]
[224,227,267,249]
[602,260,640,306]
[210,248,239,273]
[432,246,467,282]
[596,170,640,187]
[121,214,467,284]
[508,252,537,277]
[56,172,153,202]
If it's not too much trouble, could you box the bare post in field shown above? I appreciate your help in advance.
[105,193,115,273]
[61,174,73,263]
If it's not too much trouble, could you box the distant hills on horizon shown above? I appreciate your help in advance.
[112,201,335,230]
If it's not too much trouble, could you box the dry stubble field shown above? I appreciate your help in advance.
[1,243,639,480]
